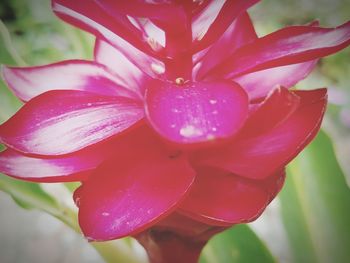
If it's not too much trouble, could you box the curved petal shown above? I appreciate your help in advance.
[1,60,139,101]
[95,0,187,33]
[94,39,154,97]
[191,0,259,53]
[0,148,94,182]
[262,169,286,203]
[78,130,196,241]
[0,90,144,155]
[93,35,165,80]
[194,88,327,179]
[242,86,300,137]
[178,167,268,226]
[195,12,257,80]
[206,21,350,79]
[233,60,318,100]
[52,0,156,57]
[145,80,248,145]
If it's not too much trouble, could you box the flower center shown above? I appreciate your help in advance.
[175,77,185,85]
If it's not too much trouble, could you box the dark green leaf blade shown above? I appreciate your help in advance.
[200,225,276,263]
[280,130,350,263]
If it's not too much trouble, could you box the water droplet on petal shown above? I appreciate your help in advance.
[180,125,203,138]
[209,99,217,105]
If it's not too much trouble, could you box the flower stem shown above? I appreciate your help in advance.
[136,228,207,263]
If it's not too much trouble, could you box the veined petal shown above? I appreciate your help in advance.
[94,40,153,96]
[234,60,318,100]
[0,148,94,182]
[192,0,259,53]
[206,21,350,79]
[194,89,327,179]
[1,60,138,101]
[195,12,257,80]
[93,35,165,81]
[78,130,195,241]
[178,167,268,226]
[145,80,248,145]
[52,0,156,57]
[95,0,187,33]
[0,90,144,155]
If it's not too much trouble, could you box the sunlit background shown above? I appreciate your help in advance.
[0,0,349,262]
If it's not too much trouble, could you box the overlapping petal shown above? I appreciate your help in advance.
[52,0,155,56]
[179,167,268,226]
[233,60,318,100]
[145,80,248,144]
[1,60,138,101]
[205,21,350,79]
[192,0,259,52]
[77,128,196,240]
[0,90,144,155]
[0,148,95,182]
[242,86,301,136]
[95,0,187,33]
[94,40,154,96]
[194,88,327,179]
[195,12,257,79]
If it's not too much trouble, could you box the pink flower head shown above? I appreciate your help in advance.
[0,0,349,261]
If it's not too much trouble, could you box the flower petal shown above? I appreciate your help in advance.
[206,21,350,79]
[91,29,165,81]
[178,167,268,226]
[194,88,327,179]
[233,60,318,100]
[0,148,93,182]
[1,60,138,101]
[145,80,248,145]
[0,90,144,155]
[52,0,155,56]
[195,12,257,80]
[78,129,195,241]
[95,0,187,33]
[192,0,259,53]
[242,86,301,137]
[94,39,154,96]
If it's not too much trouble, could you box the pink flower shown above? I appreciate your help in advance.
[0,1,349,262]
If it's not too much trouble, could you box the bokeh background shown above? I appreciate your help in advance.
[0,0,349,262]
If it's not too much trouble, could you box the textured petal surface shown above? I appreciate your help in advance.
[145,80,248,144]
[0,148,95,182]
[234,60,318,100]
[179,167,268,226]
[206,22,350,79]
[94,36,164,81]
[78,129,195,240]
[0,90,144,155]
[52,0,154,56]
[195,12,257,80]
[1,60,138,101]
[94,39,152,96]
[95,0,187,33]
[192,0,259,52]
[194,89,327,179]
[0,128,147,182]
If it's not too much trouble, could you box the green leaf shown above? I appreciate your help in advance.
[280,130,350,263]
[200,225,276,263]
[0,173,58,212]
